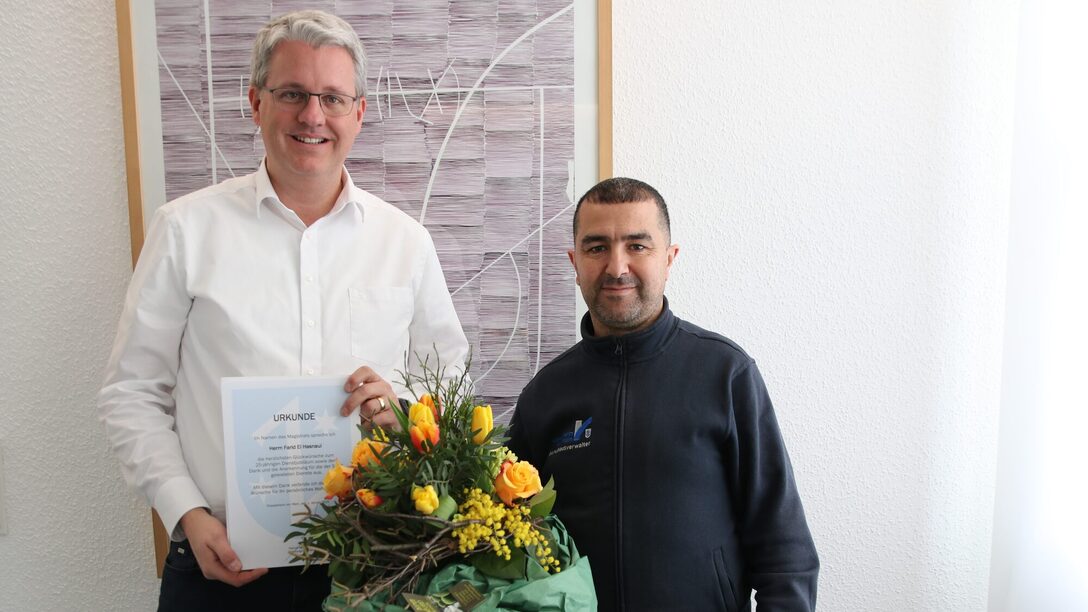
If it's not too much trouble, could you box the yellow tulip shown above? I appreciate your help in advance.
[409,402,436,426]
[471,405,493,445]
[412,484,440,515]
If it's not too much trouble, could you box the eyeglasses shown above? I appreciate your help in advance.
[265,87,360,117]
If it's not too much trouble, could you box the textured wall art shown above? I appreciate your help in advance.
[151,0,590,417]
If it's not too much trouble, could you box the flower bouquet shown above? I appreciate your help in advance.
[288,361,596,611]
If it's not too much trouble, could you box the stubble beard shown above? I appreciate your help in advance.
[589,276,655,333]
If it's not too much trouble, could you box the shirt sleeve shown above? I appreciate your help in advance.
[729,361,820,611]
[97,209,207,540]
[405,229,470,387]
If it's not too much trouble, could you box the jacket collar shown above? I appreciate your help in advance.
[578,296,678,363]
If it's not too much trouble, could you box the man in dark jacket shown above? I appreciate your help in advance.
[507,178,819,611]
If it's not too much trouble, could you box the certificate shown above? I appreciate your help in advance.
[221,376,359,569]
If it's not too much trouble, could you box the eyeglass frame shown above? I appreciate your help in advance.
[262,87,362,117]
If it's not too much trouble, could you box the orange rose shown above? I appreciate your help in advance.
[494,460,542,506]
[410,421,440,453]
[351,438,386,470]
[322,460,354,500]
[355,488,383,508]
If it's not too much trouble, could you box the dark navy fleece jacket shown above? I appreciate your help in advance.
[507,300,819,611]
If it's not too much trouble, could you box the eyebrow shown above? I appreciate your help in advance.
[268,82,355,96]
[580,231,655,246]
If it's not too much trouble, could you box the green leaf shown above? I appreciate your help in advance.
[470,547,528,580]
[528,477,557,518]
[433,494,458,520]
[388,395,411,432]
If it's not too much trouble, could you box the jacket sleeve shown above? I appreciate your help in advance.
[729,361,819,611]
[505,394,531,462]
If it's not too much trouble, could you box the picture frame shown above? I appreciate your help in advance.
[114,0,612,576]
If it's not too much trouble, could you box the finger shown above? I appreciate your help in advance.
[202,539,268,587]
[223,567,269,588]
[341,385,364,417]
[343,367,379,393]
[340,380,392,417]
[339,381,369,413]
[357,396,390,426]
[340,380,368,416]
[370,405,400,431]
[208,536,244,574]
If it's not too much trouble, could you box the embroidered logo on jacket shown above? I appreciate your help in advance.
[549,417,593,456]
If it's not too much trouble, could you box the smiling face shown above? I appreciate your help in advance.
[569,198,679,337]
[249,40,365,194]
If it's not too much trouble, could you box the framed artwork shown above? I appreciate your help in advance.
[114,0,611,574]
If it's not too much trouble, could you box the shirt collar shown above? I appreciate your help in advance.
[253,160,367,225]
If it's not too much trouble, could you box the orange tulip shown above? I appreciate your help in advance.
[419,393,441,419]
[356,488,383,508]
[410,421,440,453]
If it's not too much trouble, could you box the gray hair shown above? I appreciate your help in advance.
[251,10,368,97]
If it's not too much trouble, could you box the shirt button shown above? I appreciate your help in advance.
[307,320,315,327]
[307,368,315,375]
[305,275,313,283]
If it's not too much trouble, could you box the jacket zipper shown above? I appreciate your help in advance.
[613,340,627,609]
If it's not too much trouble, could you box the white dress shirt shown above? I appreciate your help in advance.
[98,162,468,539]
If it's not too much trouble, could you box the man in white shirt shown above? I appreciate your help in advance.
[98,10,468,610]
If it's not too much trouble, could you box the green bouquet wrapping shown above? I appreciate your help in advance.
[323,516,595,611]
[287,359,596,611]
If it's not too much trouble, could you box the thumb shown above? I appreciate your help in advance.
[209,537,243,573]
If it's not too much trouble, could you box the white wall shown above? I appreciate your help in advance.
[0,1,160,610]
[0,1,1019,610]
[612,2,1018,610]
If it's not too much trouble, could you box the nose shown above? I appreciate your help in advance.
[297,93,326,126]
[605,249,630,278]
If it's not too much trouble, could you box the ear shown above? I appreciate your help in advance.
[355,97,367,128]
[248,86,262,127]
[568,249,580,285]
[664,244,679,279]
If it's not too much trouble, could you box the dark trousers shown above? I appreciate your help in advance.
[158,540,331,612]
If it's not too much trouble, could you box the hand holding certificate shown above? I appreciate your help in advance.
[221,377,361,569]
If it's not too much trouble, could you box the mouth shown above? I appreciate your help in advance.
[292,135,329,145]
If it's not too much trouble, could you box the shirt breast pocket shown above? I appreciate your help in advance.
[348,287,414,366]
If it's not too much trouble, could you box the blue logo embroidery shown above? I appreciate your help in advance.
[549,417,593,455]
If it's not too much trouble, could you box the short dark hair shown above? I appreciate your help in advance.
[573,177,671,241]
